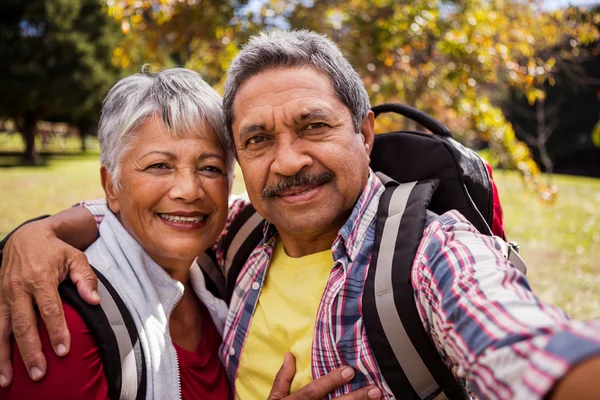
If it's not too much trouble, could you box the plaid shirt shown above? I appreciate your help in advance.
[81,172,600,399]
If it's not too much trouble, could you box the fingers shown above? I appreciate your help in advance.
[0,298,13,387]
[291,366,358,400]
[9,290,46,381]
[268,357,384,400]
[32,283,70,358]
[335,386,382,400]
[268,352,297,400]
[67,250,99,305]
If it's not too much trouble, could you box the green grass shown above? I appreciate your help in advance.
[1,151,598,319]
[494,171,600,319]
[0,155,105,237]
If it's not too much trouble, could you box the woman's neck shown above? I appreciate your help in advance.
[169,276,205,352]
[151,255,195,285]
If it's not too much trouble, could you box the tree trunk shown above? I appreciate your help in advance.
[77,124,87,152]
[19,114,39,164]
[536,99,554,175]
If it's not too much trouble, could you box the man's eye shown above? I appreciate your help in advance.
[246,136,266,145]
[304,123,327,131]
[146,163,170,170]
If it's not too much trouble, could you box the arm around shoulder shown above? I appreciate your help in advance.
[0,202,102,387]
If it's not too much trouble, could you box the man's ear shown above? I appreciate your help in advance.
[100,165,120,214]
[359,110,375,157]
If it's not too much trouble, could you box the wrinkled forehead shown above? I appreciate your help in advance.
[232,67,345,126]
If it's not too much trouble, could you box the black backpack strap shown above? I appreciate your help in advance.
[363,174,468,400]
[196,250,226,300]
[223,204,266,303]
[59,266,146,400]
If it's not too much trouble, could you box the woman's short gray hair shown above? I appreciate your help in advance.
[99,67,234,188]
[223,30,371,153]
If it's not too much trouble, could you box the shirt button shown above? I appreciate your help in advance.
[229,347,236,356]
[251,282,260,291]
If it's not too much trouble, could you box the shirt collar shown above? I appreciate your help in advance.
[260,169,384,263]
[334,170,384,263]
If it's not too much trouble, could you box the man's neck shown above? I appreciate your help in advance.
[277,228,337,258]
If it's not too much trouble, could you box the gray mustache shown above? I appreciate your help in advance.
[262,171,335,198]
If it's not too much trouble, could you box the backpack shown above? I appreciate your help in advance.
[205,103,527,399]
[0,103,525,400]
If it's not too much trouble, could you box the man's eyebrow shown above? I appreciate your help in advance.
[239,123,268,141]
[295,109,333,123]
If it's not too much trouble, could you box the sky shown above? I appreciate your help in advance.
[543,0,599,9]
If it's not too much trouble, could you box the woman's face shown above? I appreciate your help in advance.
[102,115,230,270]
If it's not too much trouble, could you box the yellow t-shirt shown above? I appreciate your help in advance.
[234,240,333,399]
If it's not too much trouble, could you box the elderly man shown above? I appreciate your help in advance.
[1,30,600,399]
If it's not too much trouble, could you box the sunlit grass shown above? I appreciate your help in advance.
[1,149,598,319]
[494,171,600,319]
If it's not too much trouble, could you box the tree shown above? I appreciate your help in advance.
[0,0,122,163]
[501,5,600,177]
[106,0,256,89]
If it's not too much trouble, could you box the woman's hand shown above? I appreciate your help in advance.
[268,353,382,400]
[0,208,99,387]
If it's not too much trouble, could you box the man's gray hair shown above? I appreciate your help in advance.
[223,30,371,152]
[99,67,234,188]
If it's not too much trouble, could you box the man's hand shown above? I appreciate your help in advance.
[0,210,99,387]
[268,353,382,399]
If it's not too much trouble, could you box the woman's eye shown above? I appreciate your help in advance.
[199,166,224,175]
[146,163,170,170]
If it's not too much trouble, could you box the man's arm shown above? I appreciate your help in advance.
[413,211,600,399]
[0,205,101,387]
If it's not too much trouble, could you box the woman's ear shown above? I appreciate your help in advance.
[100,165,120,214]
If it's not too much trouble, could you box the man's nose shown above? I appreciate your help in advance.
[271,139,313,177]
[169,169,205,203]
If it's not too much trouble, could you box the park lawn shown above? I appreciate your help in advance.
[494,171,600,320]
[0,155,598,319]
[0,154,105,236]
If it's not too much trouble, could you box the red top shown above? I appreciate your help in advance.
[1,301,230,400]
[484,161,507,240]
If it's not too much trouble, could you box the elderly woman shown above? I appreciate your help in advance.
[2,68,232,399]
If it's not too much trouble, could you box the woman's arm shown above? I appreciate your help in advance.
[0,205,102,387]
[0,302,108,399]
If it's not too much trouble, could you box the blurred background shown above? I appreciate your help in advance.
[0,0,599,318]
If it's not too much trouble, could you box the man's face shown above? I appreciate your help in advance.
[232,66,374,244]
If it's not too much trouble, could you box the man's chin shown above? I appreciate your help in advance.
[270,211,341,236]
